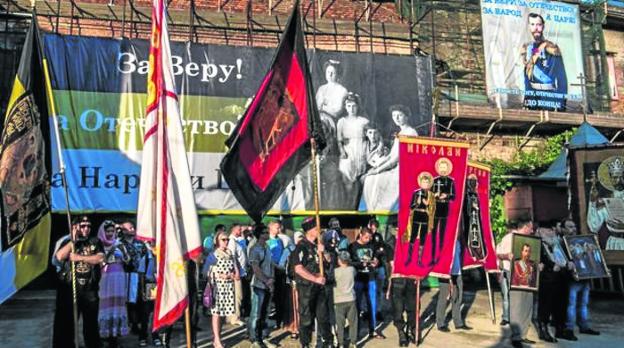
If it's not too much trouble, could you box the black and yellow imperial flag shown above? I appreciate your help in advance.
[220,3,325,222]
[0,14,52,304]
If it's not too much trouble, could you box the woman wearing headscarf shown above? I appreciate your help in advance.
[97,220,130,347]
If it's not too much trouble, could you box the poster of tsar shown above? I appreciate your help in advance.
[480,0,585,112]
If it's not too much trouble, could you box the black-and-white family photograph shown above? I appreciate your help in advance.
[306,51,433,211]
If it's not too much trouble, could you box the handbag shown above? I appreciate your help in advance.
[203,281,214,308]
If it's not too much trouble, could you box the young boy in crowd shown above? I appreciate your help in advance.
[334,251,358,348]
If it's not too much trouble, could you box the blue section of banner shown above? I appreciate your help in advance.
[51,149,140,212]
[0,248,17,304]
[44,34,124,93]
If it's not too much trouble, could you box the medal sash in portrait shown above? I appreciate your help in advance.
[462,162,498,272]
[392,137,469,279]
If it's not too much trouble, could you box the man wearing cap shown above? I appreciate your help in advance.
[52,216,105,348]
[293,217,333,348]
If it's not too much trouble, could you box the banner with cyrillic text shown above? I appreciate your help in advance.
[392,137,469,279]
[480,0,584,112]
[44,34,433,213]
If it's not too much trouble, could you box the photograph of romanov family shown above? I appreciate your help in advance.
[563,235,610,281]
[306,51,432,212]
[510,233,541,291]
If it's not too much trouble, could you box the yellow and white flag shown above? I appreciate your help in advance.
[136,0,202,331]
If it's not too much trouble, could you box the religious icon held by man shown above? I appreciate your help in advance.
[510,233,541,291]
[563,234,610,281]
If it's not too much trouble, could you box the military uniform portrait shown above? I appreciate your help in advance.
[480,0,585,112]
[510,233,541,291]
[404,171,435,267]
[431,158,455,264]
[521,13,568,111]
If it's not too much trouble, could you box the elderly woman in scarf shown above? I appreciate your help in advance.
[97,219,131,347]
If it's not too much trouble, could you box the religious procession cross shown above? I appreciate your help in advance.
[570,73,588,122]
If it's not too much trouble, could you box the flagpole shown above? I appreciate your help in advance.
[42,32,80,348]
[310,138,324,276]
[415,278,421,346]
[184,298,192,348]
[485,271,496,324]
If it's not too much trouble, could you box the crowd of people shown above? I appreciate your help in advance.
[496,216,601,348]
[51,214,604,348]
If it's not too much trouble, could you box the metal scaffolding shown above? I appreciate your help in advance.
[0,0,618,122]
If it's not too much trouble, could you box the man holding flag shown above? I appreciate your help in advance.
[219,1,325,223]
[135,1,202,347]
[219,2,327,346]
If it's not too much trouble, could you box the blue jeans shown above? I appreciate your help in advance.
[566,280,590,330]
[248,286,269,342]
[355,279,378,331]
[499,270,510,322]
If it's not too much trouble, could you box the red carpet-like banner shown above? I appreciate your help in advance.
[393,136,469,279]
[462,162,498,272]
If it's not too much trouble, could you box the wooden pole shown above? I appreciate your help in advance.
[43,40,79,348]
[310,138,324,276]
[415,279,421,346]
[485,271,496,324]
[184,303,192,348]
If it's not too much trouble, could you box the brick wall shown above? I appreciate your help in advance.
[604,29,624,114]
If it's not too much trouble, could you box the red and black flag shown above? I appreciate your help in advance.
[220,3,325,222]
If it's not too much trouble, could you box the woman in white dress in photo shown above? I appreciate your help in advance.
[360,104,418,211]
[316,60,349,122]
[337,93,370,208]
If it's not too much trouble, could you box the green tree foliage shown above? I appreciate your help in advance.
[485,129,575,242]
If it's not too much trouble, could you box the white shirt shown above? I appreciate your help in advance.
[496,232,513,272]
[228,235,248,277]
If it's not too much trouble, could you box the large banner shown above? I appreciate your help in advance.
[569,145,624,251]
[392,137,469,279]
[480,0,584,112]
[44,34,433,214]
[462,162,498,272]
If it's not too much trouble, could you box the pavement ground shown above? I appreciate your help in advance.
[1,285,622,348]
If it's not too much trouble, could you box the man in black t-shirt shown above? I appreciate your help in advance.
[52,215,104,348]
[349,227,385,339]
[293,217,333,348]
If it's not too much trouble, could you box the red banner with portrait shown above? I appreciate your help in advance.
[462,162,498,272]
[392,136,469,279]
